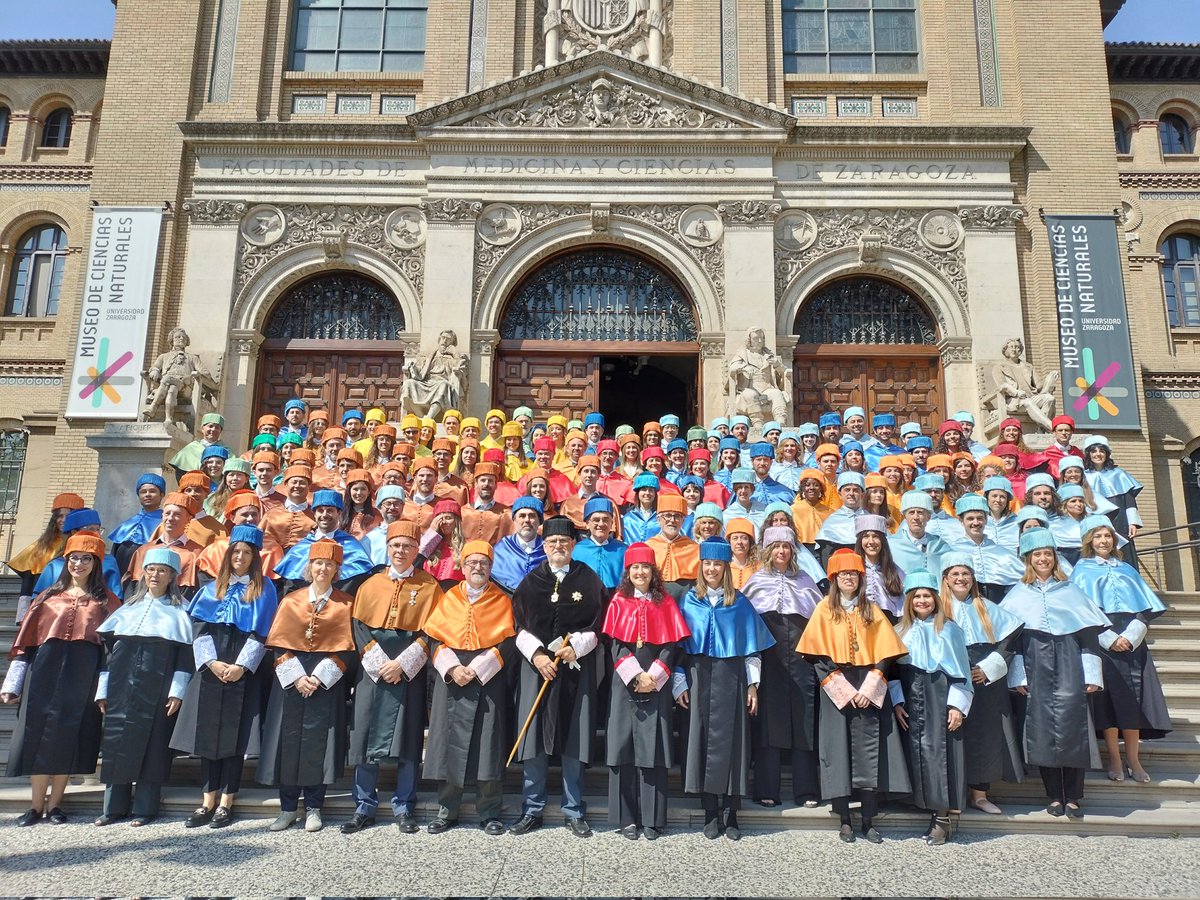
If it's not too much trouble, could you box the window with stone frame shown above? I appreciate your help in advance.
[40,107,72,148]
[4,224,68,318]
[290,0,428,73]
[1161,232,1200,328]
[0,106,10,148]
[1113,111,1131,155]
[782,0,920,76]
[1159,113,1195,156]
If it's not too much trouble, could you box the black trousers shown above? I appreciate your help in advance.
[609,764,668,829]
[754,746,819,802]
[279,784,327,812]
[201,756,246,796]
[832,789,878,823]
[1040,766,1085,803]
[701,792,741,820]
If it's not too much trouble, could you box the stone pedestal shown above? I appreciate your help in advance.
[86,423,187,533]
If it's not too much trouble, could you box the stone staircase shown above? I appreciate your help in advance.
[0,574,1196,836]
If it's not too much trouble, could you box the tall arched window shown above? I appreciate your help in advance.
[1113,112,1131,154]
[1160,113,1194,155]
[5,224,68,317]
[40,107,72,148]
[0,106,10,148]
[1161,233,1200,328]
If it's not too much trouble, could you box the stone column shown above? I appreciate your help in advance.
[959,204,1027,430]
[178,199,246,358]
[647,0,664,66]
[420,199,483,414]
[222,329,264,446]
[699,332,727,426]
[471,329,500,416]
[544,0,561,67]
[87,423,186,527]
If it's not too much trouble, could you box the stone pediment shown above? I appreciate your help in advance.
[408,49,794,132]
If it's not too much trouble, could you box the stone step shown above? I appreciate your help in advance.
[0,781,1191,837]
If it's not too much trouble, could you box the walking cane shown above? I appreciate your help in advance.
[506,633,571,767]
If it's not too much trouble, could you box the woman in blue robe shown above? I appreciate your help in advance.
[1083,435,1143,563]
[675,538,774,840]
[981,475,1020,553]
[890,570,973,844]
[171,525,279,829]
[108,473,165,578]
[1070,515,1170,782]
[951,494,1026,601]
[939,551,1024,815]
[1001,528,1110,818]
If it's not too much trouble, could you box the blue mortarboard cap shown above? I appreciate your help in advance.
[144,547,181,572]
[229,524,264,549]
[1080,514,1113,538]
[666,438,688,454]
[819,412,842,428]
[283,398,307,414]
[915,473,945,491]
[710,417,729,430]
[844,406,866,420]
[940,551,976,574]
[699,537,733,562]
[1025,473,1056,493]
[632,473,661,492]
[837,472,865,490]
[749,441,774,459]
[136,473,166,492]
[64,508,102,533]
[677,475,705,492]
[842,440,864,455]
[954,494,988,516]
[584,412,605,428]
[906,436,933,451]
[375,485,406,505]
[762,421,783,435]
[900,422,922,437]
[1057,484,1085,501]
[983,475,1014,496]
[798,423,819,437]
[1019,528,1057,556]
[1016,505,1049,525]
[731,467,755,485]
[903,570,940,594]
[201,445,231,461]
[731,415,751,428]
[659,414,681,428]
[342,409,364,425]
[901,491,934,513]
[719,437,741,453]
[312,489,344,510]
[584,496,615,519]
[694,502,725,522]
[872,413,896,427]
[512,495,545,518]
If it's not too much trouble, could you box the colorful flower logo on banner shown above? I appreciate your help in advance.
[75,337,136,410]
[1068,348,1130,421]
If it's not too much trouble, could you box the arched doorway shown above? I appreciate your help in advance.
[252,272,407,432]
[494,248,700,423]
[792,276,944,429]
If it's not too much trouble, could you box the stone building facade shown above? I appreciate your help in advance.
[3,0,1192,584]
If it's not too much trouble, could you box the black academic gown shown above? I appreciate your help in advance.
[169,620,271,761]
[1092,611,1172,740]
[605,638,679,770]
[511,561,606,764]
[963,633,1025,786]
[347,618,430,766]
[99,635,193,785]
[7,640,104,777]
[895,663,967,813]
[755,611,817,754]
[810,659,911,801]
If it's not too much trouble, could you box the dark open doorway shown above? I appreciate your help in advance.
[599,354,697,428]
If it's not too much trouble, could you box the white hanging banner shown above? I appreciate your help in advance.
[65,206,164,419]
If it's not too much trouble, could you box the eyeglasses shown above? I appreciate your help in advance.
[66,554,93,564]
[462,559,490,568]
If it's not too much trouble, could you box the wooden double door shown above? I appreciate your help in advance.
[793,345,943,431]
[253,340,407,430]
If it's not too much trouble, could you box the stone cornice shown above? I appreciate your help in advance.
[179,121,421,148]
[408,49,796,131]
[1144,371,1200,391]
[0,358,66,377]
[781,125,1031,156]
[1122,171,1200,190]
[0,164,92,183]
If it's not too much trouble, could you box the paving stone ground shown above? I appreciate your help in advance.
[1,814,1197,898]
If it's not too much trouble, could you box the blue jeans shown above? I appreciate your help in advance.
[522,752,586,819]
[278,784,326,812]
[352,760,418,817]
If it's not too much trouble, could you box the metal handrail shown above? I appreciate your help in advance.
[1132,519,1200,541]
[1138,536,1200,591]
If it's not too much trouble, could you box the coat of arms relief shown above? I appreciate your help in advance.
[541,0,673,66]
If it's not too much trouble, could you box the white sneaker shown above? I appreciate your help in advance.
[305,808,323,832]
[269,810,300,832]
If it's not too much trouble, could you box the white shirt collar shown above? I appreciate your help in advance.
[388,565,415,580]
[284,499,309,512]
[308,584,333,608]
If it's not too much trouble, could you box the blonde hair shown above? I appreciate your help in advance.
[700,559,737,606]
[939,572,995,643]
[1080,524,1117,559]
[897,587,947,636]
[1020,551,1066,585]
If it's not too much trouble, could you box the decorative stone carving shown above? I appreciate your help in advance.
[542,0,672,66]
[775,208,969,329]
[727,327,792,430]
[235,205,425,295]
[679,205,722,247]
[471,331,500,357]
[700,334,725,359]
[773,210,818,251]
[959,204,1025,230]
[139,327,220,432]
[918,210,964,252]
[183,198,247,225]
[473,202,590,297]
[240,205,286,247]
[591,202,611,233]
[385,207,427,249]
[400,329,471,420]
[1119,199,1143,232]
[466,75,737,129]
[983,337,1059,433]
[421,198,483,223]
[938,337,973,365]
[479,204,523,246]
[613,203,725,301]
[717,200,782,227]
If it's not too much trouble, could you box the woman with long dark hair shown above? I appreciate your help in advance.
[2,532,117,826]
[5,493,84,624]
[602,543,690,840]
[172,525,279,829]
[854,516,905,623]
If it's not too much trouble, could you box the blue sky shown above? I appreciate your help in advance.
[0,0,1195,44]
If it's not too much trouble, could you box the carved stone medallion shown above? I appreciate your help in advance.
[385,207,427,249]
[240,205,286,247]
[478,204,523,246]
[679,205,722,248]
[774,210,818,251]
[917,210,964,252]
